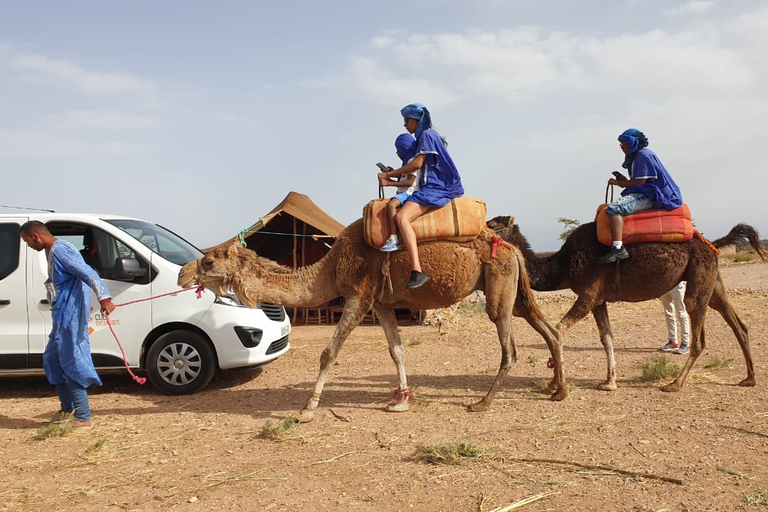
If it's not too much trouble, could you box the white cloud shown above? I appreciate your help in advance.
[664,1,716,18]
[331,15,763,106]
[0,130,147,159]
[9,53,158,95]
[39,109,163,131]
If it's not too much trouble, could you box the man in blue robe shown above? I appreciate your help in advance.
[599,128,683,264]
[20,221,115,427]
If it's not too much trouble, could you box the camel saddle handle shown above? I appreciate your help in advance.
[605,183,614,204]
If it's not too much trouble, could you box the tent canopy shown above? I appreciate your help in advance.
[204,192,346,267]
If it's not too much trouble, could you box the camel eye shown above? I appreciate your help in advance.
[202,257,214,269]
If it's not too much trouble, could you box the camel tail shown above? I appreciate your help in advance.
[514,247,546,319]
[710,223,768,262]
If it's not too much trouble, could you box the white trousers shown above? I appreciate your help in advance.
[659,281,690,346]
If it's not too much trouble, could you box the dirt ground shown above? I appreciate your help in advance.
[2,259,768,512]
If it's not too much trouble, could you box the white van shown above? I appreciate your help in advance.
[0,212,291,395]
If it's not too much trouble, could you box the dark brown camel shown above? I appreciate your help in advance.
[486,216,767,392]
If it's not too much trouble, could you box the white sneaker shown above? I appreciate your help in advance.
[380,236,402,252]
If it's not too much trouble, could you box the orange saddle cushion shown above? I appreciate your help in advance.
[363,196,487,249]
[595,203,694,247]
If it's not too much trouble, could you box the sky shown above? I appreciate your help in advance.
[2,0,767,251]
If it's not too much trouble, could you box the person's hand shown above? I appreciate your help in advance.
[100,298,115,317]
[608,178,618,186]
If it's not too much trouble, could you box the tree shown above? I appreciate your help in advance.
[558,217,580,241]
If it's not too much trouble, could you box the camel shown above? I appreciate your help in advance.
[486,215,767,392]
[177,219,565,422]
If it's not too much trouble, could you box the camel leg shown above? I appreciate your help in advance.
[372,304,412,413]
[513,291,567,401]
[296,297,372,423]
[469,265,518,412]
[707,274,755,386]
[661,294,708,392]
[591,303,618,391]
[662,324,705,392]
[551,294,601,390]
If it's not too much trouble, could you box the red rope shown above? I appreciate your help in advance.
[104,285,205,385]
[107,320,147,385]
[391,387,413,404]
[490,235,513,258]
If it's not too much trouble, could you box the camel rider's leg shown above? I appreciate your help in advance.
[394,200,431,289]
[609,214,624,247]
[381,198,404,252]
[598,193,653,264]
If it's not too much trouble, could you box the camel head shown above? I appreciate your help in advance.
[178,243,265,308]
[486,216,515,234]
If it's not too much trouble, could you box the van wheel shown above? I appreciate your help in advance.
[146,331,217,395]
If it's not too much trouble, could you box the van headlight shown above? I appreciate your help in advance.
[214,292,246,307]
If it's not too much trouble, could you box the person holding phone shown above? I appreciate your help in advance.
[377,103,464,289]
[378,134,419,252]
[599,128,683,264]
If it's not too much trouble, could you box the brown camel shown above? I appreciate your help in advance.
[177,219,566,422]
[486,215,767,392]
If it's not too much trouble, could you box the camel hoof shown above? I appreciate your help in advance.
[597,382,617,392]
[295,409,315,423]
[660,382,682,393]
[467,402,490,413]
[739,377,756,387]
[550,389,568,401]
[386,402,409,413]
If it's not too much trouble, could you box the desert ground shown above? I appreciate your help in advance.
[1,259,767,512]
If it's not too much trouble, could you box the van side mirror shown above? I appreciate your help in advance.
[113,257,148,281]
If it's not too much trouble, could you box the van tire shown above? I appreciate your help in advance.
[146,330,217,395]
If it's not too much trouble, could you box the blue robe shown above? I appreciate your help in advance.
[44,240,111,388]
[406,129,464,208]
[621,148,683,210]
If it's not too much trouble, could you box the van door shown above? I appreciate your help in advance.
[35,223,153,370]
[0,218,45,369]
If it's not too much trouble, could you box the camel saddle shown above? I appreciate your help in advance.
[595,203,695,247]
[363,196,487,249]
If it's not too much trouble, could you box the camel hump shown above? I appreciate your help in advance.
[595,203,695,246]
[363,196,487,249]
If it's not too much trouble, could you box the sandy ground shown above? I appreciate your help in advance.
[1,260,767,512]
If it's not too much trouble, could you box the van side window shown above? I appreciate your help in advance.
[0,223,21,281]
[46,223,154,284]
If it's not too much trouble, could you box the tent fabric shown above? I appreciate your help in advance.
[203,192,346,255]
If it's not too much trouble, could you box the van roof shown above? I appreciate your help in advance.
[0,212,147,223]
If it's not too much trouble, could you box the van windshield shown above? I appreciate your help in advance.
[105,219,204,265]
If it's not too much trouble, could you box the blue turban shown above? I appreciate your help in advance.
[618,128,649,169]
[400,103,432,141]
[394,133,416,165]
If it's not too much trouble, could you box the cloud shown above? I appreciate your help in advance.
[315,6,765,107]
[664,1,716,18]
[39,109,164,131]
[9,53,158,95]
[0,129,147,159]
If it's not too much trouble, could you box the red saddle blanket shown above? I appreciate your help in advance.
[595,203,694,246]
[363,196,487,249]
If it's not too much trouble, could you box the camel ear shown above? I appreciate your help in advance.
[507,216,515,227]
[227,243,241,259]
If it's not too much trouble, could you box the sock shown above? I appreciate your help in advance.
[612,241,623,249]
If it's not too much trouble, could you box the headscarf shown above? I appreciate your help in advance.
[618,128,649,169]
[394,133,417,166]
[400,103,432,141]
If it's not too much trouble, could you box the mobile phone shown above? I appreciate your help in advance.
[612,171,627,181]
[376,162,388,172]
